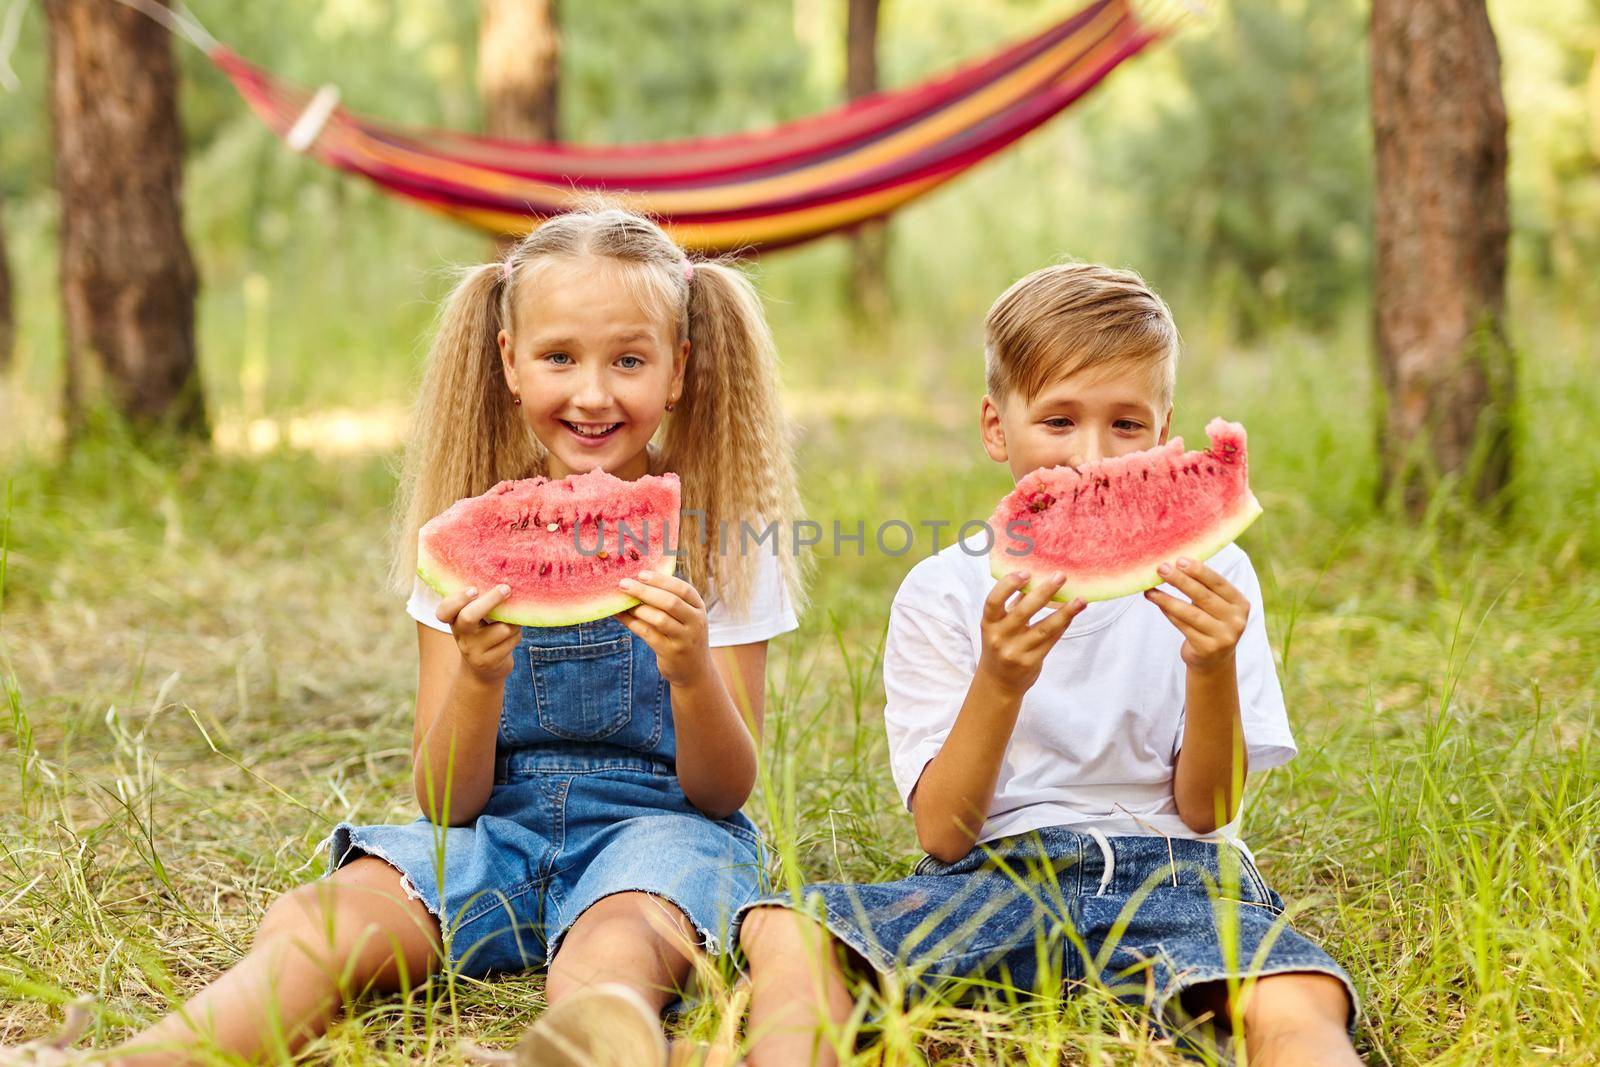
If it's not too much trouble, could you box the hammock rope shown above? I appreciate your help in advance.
[129,0,1188,252]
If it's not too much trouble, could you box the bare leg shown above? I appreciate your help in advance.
[739,907,854,1067]
[111,856,444,1066]
[1185,971,1360,1067]
[545,892,703,1014]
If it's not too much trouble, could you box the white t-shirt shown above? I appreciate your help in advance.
[883,535,1295,843]
[406,546,799,647]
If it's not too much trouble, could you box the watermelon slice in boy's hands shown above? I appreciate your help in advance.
[987,418,1262,604]
[418,469,681,627]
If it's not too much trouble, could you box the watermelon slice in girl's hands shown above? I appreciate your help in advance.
[987,418,1262,603]
[418,469,681,626]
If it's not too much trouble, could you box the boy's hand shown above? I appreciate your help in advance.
[1144,558,1249,673]
[617,571,712,686]
[436,585,523,684]
[978,571,1088,693]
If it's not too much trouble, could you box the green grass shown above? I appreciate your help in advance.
[2,286,1597,1064]
[2,152,1598,1060]
[3,0,1598,1055]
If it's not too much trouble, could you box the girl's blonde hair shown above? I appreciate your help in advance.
[390,205,807,616]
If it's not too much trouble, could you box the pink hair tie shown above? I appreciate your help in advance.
[501,260,514,284]
[682,261,695,282]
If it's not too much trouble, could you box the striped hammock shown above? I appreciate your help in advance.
[213,0,1174,253]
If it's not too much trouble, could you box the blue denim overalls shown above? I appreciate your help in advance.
[324,613,766,975]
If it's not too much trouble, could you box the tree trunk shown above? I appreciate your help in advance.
[1370,0,1512,514]
[846,0,890,326]
[0,195,13,373]
[45,0,203,441]
[478,0,561,143]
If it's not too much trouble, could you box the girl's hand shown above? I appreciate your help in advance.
[1144,558,1249,673]
[616,571,712,686]
[977,570,1088,694]
[436,585,523,684]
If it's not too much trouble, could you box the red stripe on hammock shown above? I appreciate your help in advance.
[210,0,1120,180]
[327,26,1152,231]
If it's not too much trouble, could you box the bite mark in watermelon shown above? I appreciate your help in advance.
[987,418,1263,603]
[418,469,681,627]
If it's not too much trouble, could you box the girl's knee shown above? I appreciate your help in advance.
[253,862,442,986]
[548,894,700,993]
[257,882,331,945]
[568,893,697,954]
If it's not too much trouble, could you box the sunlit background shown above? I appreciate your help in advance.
[3,0,1595,449]
[1,1,1598,1062]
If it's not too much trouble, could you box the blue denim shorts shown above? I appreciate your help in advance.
[322,746,766,977]
[735,827,1356,1033]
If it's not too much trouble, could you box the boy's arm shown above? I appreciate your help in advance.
[910,669,1032,863]
[1144,558,1252,833]
[910,571,1085,863]
[1171,657,1246,833]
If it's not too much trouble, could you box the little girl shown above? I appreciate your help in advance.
[23,207,805,1066]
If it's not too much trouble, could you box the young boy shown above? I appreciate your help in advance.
[735,264,1359,1066]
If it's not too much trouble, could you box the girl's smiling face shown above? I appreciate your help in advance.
[498,256,687,481]
[981,361,1172,482]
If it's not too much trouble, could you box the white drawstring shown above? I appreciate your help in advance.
[1080,825,1257,899]
[1084,826,1115,896]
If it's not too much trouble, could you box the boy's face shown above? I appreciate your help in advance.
[980,361,1172,482]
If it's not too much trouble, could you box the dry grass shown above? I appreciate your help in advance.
[2,310,1597,1063]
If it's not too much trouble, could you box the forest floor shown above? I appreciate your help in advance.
[2,313,1597,1064]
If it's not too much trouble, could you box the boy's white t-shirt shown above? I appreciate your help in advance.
[884,534,1295,843]
[406,546,799,647]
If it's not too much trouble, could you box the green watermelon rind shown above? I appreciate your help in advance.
[988,491,1264,604]
[417,553,661,628]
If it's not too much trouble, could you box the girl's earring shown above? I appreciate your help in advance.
[664,398,676,413]
[513,395,523,407]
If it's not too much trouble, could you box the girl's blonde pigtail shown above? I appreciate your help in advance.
[388,262,545,594]
[662,261,809,615]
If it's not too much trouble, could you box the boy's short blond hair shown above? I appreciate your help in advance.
[984,262,1178,407]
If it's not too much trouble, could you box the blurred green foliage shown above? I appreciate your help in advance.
[0,8,1597,1058]
[0,0,1596,420]
[1105,0,1372,336]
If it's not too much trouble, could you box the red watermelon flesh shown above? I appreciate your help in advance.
[418,469,681,626]
[987,418,1262,603]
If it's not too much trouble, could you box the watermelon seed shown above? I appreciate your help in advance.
[538,562,552,576]
[546,522,560,532]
